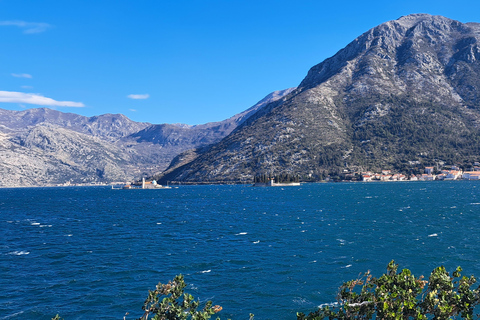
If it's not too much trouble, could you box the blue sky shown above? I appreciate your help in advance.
[2,0,480,125]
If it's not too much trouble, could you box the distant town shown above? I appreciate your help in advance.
[357,162,480,182]
[50,162,480,187]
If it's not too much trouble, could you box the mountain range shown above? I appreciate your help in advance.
[0,88,294,186]
[4,14,480,186]
[155,14,480,183]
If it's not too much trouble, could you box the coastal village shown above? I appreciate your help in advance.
[360,163,480,182]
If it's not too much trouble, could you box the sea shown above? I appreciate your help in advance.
[1,181,480,319]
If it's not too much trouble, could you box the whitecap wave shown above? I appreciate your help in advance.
[235,232,247,235]
[8,251,30,255]
[428,233,438,237]
[318,302,339,308]
[1,310,24,319]
[293,297,309,305]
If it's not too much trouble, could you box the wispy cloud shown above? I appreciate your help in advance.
[21,85,33,89]
[127,94,149,100]
[129,109,137,112]
[0,20,52,34]
[0,91,84,107]
[12,73,32,79]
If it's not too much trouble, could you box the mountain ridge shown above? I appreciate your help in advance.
[0,89,293,186]
[157,14,480,183]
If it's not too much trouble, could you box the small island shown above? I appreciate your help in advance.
[253,174,300,187]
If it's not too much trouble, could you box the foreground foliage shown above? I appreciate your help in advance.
[298,260,480,320]
[138,274,224,320]
[52,261,480,319]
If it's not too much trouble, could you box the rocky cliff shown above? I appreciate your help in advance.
[158,14,480,183]
[0,89,293,186]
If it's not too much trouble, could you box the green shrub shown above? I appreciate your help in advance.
[297,260,480,320]
[137,274,223,320]
[52,261,480,319]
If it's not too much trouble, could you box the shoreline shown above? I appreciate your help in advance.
[1,178,478,189]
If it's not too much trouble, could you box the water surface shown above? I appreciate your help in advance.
[1,181,480,319]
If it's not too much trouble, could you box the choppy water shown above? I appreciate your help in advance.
[2,181,480,319]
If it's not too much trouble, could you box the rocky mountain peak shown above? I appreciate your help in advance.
[158,14,480,183]
[395,13,453,28]
[294,13,480,109]
[0,88,294,186]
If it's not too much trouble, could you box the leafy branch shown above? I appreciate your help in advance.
[52,261,480,320]
[138,274,223,320]
[298,260,480,320]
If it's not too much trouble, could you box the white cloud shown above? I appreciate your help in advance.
[129,109,137,112]
[0,20,52,34]
[0,91,84,107]
[127,94,150,100]
[12,73,32,79]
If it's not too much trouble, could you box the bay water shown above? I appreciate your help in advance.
[2,181,480,319]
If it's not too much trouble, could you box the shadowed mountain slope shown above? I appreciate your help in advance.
[0,89,293,186]
[159,14,480,183]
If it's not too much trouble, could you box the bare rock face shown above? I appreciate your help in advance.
[0,108,150,139]
[0,112,148,186]
[128,88,296,148]
[160,14,480,183]
[0,89,293,186]
[121,88,296,172]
